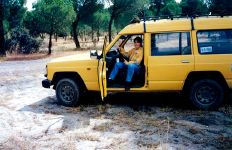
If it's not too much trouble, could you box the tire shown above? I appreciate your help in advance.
[56,78,80,107]
[188,79,224,110]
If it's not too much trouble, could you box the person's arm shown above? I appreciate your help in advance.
[123,49,134,64]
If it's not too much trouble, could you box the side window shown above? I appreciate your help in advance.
[110,35,143,52]
[197,30,232,54]
[123,35,144,50]
[151,32,191,56]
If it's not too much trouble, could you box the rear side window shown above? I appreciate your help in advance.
[151,32,191,56]
[197,30,232,54]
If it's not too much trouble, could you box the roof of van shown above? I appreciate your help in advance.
[119,16,232,34]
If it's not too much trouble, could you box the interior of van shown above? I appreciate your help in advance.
[105,35,145,88]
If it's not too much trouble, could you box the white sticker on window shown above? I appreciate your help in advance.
[200,46,213,53]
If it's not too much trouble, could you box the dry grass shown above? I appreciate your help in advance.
[93,122,114,132]
[5,53,49,61]
[1,135,32,150]
[68,133,100,142]
[137,140,160,149]
[2,50,88,61]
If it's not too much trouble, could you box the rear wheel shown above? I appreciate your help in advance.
[56,78,80,107]
[188,79,224,110]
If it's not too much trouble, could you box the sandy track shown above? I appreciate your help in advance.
[0,55,231,150]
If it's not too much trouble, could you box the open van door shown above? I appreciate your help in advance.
[98,36,107,100]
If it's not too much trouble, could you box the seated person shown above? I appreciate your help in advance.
[108,37,143,91]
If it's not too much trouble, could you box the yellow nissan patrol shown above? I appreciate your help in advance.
[42,16,232,110]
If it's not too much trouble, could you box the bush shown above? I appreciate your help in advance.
[5,28,42,54]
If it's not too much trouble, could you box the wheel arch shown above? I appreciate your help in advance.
[51,72,87,91]
[183,71,229,92]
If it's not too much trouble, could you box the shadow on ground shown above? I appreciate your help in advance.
[18,92,232,149]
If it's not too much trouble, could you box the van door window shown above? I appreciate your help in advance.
[151,32,191,56]
[197,30,232,54]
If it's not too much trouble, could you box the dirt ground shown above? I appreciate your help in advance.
[0,51,232,150]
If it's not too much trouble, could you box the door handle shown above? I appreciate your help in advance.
[181,60,190,63]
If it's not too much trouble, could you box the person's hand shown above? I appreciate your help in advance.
[124,60,129,65]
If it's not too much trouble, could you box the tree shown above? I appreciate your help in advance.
[33,0,75,54]
[24,11,45,37]
[180,0,208,16]
[207,0,232,15]
[107,0,147,42]
[0,0,26,56]
[0,0,5,56]
[79,3,106,42]
[72,0,99,48]
[6,0,26,29]
[1,0,42,55]
[161,0,181,16]
[91,8,110,41]
[150,0,165,16]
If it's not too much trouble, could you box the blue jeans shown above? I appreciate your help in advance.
[109,62,140,82]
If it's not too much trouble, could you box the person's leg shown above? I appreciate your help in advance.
[109,62,125,80]
[126,64,140,82]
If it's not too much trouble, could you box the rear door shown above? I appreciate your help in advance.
[148,32,194,90]
[194,29,232,89]
[98,36,107,100]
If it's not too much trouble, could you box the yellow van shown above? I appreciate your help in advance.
[42,16,232,110]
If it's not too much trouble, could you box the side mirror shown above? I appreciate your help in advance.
[90,50,100,59]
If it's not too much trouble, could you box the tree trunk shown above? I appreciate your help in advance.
[0,0,5,56]
[48,32,52,55]
[72,16,81,48]
[108,14,114,43]
[48,24,53,55]
[91,24,94,42]
[97,28,100,42]
[55,33,58,42]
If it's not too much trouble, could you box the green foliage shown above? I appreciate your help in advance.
[24,11,45,36]
[108,0,147,20]
[161,0,181,16]
[33,0,75,35]
[3,20,10,34]
[72,0,100,21]
[107,0,148,41]
[149,0,166,16]
[4,0,27,29]
[180,0,208,16]
[1,0,28,55]
[5,28,42,54]
[0,0,5,56]
[26,0,75,53]
[207,0,232,15]
[91,6,110,32]
[78,23,92,39]
[71,0,100,47]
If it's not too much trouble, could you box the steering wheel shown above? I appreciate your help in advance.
[105,47,119,65]
[117,47,129,62]
[106,47,129,66]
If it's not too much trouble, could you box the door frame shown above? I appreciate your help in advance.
[98,36,107,100]
[106,33,150,91]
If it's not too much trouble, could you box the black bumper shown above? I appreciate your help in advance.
[42,79,51,88]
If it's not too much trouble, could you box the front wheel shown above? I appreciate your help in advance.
[189,79,224,110]
[56,78,80,107]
